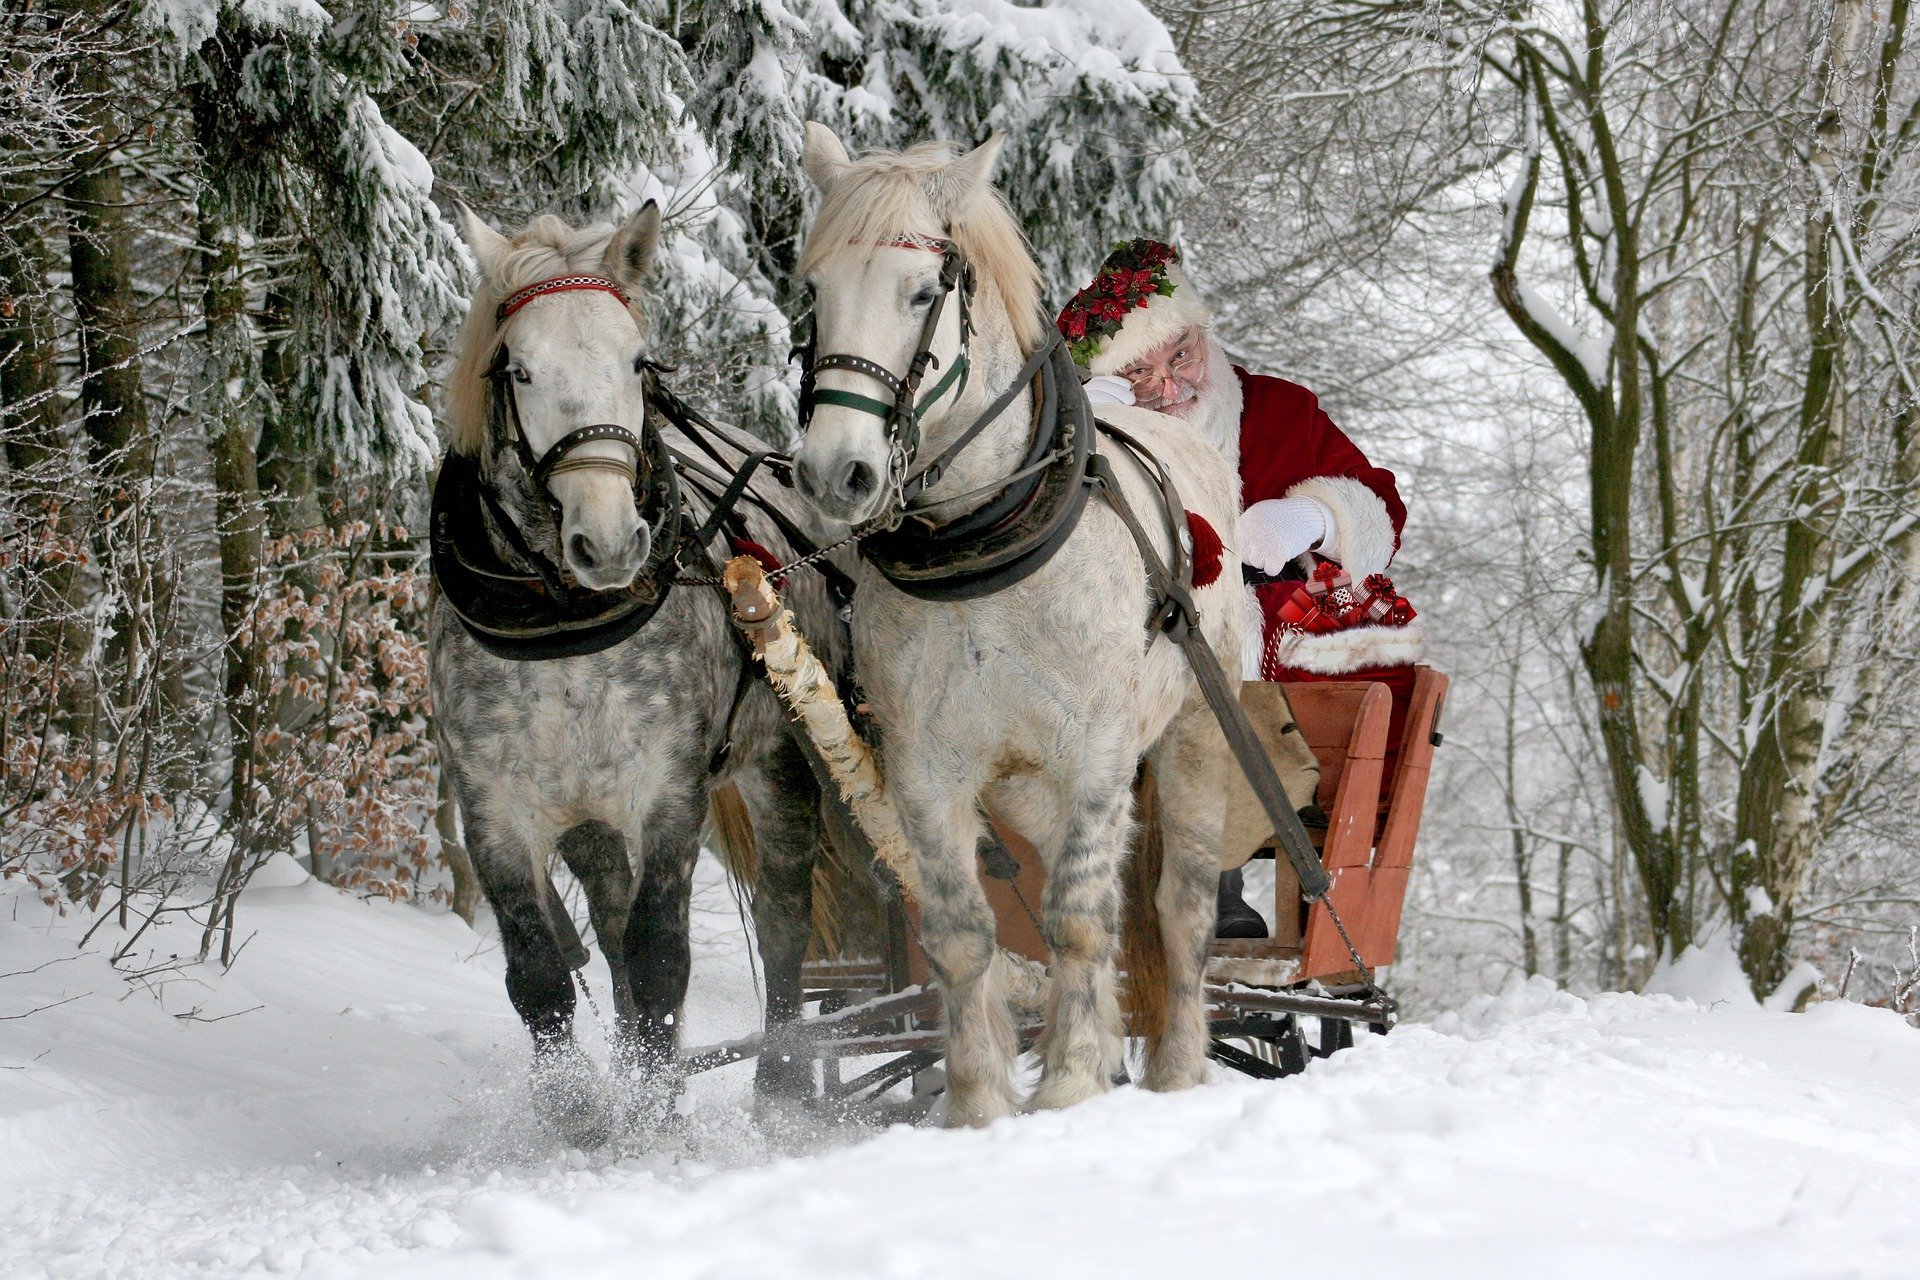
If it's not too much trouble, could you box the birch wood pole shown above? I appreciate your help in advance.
[723,555,1057,1013]
[722,555,923,903]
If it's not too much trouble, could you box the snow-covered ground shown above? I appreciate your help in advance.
[3,857,1917,1280]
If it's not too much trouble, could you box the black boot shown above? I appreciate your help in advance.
[1215,867,1269,939]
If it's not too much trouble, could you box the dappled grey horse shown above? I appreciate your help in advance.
[429,204,842,1141]
[791,126,1245,1126]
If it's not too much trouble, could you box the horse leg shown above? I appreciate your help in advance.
[553,819,637,1034]
[737,736,822,1103]
[1028,762,1133,1112]
[462,805,611,1146]
[617,785,703,1123]
[898,778,1017,1127]
[1140,695,1231,1091]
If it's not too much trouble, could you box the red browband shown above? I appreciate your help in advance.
[496,275,632,322]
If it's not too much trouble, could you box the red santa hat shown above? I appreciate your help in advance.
[1056,240,1213,378]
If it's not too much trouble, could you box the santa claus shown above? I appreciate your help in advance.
[1058,240,1423,938]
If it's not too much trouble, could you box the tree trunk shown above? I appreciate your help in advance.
[1502,662,1539,975]
[0,165,90,719]
[257,282,321,539]
[200,208,267,888]
[61,23,188,732]
[1730,0,1866,997]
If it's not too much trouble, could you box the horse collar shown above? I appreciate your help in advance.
[857,335,1096,601]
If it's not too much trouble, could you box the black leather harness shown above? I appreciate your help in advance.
[797,237,1096,602]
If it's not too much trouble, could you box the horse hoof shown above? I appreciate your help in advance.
[1025,1071,1110,1113]
[533,1083,615,1148]
[1141,1060,1210,1093]
[530,1047,614,1148]
[753,1052,817,1103]
[941,1083,1017,1128]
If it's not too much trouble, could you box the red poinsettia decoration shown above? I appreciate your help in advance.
[1056,239,1179,365]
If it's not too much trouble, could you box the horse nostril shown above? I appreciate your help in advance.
[567,532,597,569]
[842,459,876,500]
[794,456,823,501]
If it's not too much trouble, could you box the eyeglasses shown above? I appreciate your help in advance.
[1120,331,1206,389]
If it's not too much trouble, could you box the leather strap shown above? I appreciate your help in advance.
[903,331,1062,505]
[1087,422,1332,901]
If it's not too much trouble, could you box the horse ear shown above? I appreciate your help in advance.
[927,133,1006,220]
[458,204,513,279]
[603,200,662,293]
[802,121,852,193]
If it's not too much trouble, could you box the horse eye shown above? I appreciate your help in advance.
[511,365,530,384]
[910,288,938,308]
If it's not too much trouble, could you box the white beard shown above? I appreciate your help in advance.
[1171,336,1243,480]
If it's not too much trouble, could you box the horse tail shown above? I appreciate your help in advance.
[1120,766,1170,1059]
[706,781,760,892]
[706,781,866,958]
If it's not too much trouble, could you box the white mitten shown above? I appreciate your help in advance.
[1082,375,1136,407]
[1240,496,1333,575]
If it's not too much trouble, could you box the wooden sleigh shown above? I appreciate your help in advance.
[683,665,1448,1106]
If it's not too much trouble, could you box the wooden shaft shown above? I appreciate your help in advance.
[722,555,922,901]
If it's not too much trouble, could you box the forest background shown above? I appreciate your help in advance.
[2,0,1915,1015]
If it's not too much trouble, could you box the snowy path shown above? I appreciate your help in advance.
[2,860,1916,1279]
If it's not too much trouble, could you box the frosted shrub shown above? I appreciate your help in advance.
[234,505,441,906]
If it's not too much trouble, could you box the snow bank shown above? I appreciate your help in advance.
[3,878,1916,1279]
[1646,929,1761,1010]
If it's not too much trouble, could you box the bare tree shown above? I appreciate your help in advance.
[1160,0,1920,996]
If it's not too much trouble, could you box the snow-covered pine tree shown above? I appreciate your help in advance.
[155,0,468,473]
[644,0,1200,437]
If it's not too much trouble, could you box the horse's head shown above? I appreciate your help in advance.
[792,124,1037,526]
[452,204,663,591]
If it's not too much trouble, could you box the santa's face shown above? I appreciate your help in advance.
[1119,325,1210,417]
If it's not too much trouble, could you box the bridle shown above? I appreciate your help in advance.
[796,235,976,514]
[436,271,683,640]
[486,275,653,509]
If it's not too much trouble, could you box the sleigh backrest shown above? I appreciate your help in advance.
[1282,681,1391,871]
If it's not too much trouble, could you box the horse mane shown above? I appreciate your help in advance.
[798,141,1044,354]
[445,214,649,455]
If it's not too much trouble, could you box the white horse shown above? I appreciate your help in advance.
[790,124,1243,1124]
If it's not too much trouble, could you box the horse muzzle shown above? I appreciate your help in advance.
[794,440,887,524]
[560,501,652,591]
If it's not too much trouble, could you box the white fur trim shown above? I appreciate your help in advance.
[1268,617,1427,676]
[1283,474,1398,579]
[1241,583,1264,681]
[1086,261,1213,376]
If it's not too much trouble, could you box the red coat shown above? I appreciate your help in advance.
[1236,368,1421,802]
[1235,367,1405,549]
